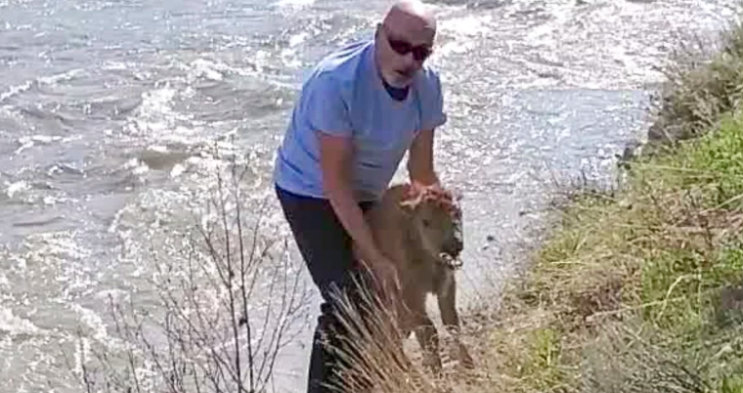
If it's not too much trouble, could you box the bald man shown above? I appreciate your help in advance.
[273,1,446,391]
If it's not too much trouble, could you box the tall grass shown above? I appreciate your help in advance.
[648,19,743,149]
[474,16,743,393]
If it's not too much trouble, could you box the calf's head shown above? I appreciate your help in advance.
[399,185,464,263]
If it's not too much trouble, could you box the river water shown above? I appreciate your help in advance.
[0,0,739,392]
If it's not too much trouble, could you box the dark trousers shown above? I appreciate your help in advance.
[275,184,378,393]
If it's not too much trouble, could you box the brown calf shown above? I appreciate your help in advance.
[361,183,474,375]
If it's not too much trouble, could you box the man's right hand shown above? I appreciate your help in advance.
[362,255,402,313]
[370,256,401,293]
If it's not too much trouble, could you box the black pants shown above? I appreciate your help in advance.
[275,184,378,393]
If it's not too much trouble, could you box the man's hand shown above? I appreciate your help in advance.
[360,254,401,309]
[372,256,401,291]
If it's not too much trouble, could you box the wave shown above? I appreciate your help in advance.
[0,307,42,337]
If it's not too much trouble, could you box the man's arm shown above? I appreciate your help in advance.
[407,128,440,187]
[409,68,446,187]
[317,131,389,266]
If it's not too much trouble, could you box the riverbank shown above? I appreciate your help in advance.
[451,15,743,393]
[336,9,743,393]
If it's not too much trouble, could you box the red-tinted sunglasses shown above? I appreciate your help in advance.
[386,35,432,62]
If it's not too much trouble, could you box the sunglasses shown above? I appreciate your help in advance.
[385,33,432,62]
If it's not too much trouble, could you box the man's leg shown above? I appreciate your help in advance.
[275,185,376,393]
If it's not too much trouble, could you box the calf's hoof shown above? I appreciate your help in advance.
[422,353,443,376]
[458,345,475,369]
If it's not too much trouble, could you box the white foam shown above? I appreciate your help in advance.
[139,86,178,120]
[68,303,110,344]
[14,135,64,155]
[6,180,29,198]
[434,14,493,60]
[281,48,303,68]
[73,336,91,379]
[0,308,41,336]
[36,69,84,85]
[289,32,309,48]
[189,58,225,81]
[170,163,186,178]
[0,81,32,103]
[127,86,190,137]
[525,2,575,45]
[440,15,493,37]
[436,40,477,57]
[273,0,315,8]
[10,255,27,272]
[101,61,134,71]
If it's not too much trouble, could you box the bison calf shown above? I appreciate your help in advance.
[360,182,474,375]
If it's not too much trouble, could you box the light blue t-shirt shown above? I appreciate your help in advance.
[273,39,447,202]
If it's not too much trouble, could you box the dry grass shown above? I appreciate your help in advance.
[315,273,499,393]
[647,18,743,150]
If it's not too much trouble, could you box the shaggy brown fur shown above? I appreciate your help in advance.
[360,182,474,375]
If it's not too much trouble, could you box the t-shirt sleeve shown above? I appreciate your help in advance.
[420,70,447,131]
[302,73,353,138]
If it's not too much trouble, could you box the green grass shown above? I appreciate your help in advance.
[477,42,743,393]
[416,13,743,393]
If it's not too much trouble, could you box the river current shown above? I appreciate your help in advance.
[0,0,739,391]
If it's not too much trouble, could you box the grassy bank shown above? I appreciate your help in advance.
[470,19,743,393]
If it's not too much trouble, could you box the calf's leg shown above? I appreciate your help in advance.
[406,290,443,375]
[437,272,475,369]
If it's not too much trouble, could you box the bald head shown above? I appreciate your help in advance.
[382,0,437,33]
[375,0,438,87]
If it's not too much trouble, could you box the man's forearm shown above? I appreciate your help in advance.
[407,128,440,187]
[326,185,386,264]
[316,130,387,266]
[409,159,440,187]
[410,169,439,187]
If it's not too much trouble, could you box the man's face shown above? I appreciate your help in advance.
[376,22,435,87]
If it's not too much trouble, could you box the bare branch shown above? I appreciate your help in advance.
[73,155,310,393]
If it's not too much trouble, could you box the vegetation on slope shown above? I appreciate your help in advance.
[474,18,743,393]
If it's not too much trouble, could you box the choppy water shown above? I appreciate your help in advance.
[0,0,740,391]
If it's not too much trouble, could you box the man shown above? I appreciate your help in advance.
[272,0,447,391]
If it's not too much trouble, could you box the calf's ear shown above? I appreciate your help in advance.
[399,190,425,215]
[399,199,417,214]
